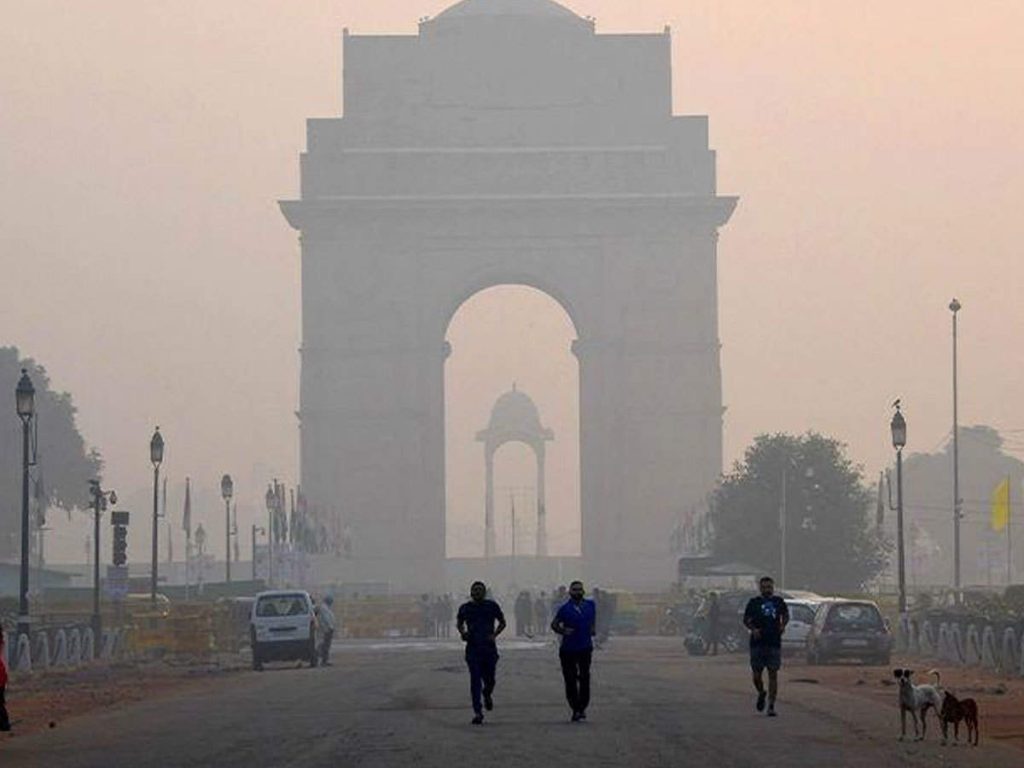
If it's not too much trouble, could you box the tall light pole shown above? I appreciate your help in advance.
[950,298,962,595]
[890,402,908,615]
[221,474,234,583]
[88,479,116,640]
[265,484,275,587]
[252,525,266,582]
[15,369,35,646]
[150,427,164,604]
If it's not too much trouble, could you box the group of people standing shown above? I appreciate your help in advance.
[456,579,596,725]
[420,594,455,638]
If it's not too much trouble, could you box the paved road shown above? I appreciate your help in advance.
[3,637,1019,768]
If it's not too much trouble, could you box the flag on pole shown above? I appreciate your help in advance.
[992,477,1010,532]
[183,477,192,537]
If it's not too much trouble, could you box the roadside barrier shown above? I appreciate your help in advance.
[904,619,1024,678]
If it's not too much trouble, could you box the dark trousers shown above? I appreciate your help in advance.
[0,685,10,731]
[465,650,498,714]
[559,649,592,713]
[319,629,334,665]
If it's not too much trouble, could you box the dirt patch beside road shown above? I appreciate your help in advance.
[786,656,1024,750]
[0,659,245,741]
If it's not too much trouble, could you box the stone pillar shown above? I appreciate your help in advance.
[484,447,496,558]
[535,443,548,557]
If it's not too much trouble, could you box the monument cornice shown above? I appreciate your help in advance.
[280,193,737,230]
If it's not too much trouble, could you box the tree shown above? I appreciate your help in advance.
[710,432,888,593]
[1,347,102,559]
[901,426,1024,587]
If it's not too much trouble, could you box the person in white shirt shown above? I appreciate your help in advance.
[318,595,338,666]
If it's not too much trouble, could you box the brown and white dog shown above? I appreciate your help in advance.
[939,690,979,746]
[893,668,943,741]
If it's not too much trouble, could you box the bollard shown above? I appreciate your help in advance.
[53,629,69,667]
[15,632,32,673]
[965,625,981,666]
[950,623,966,665]
[82,627,95,662]
[980,626,999,670]
[919,621,935,657]
[33,631,51,670]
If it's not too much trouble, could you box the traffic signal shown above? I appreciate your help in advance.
[112,524,128,566]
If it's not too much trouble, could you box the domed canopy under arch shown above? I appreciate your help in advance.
[476,385,554,558]
[477,384,554,447]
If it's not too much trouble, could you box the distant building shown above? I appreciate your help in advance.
[281,0,736,591]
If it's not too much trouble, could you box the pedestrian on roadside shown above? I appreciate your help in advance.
[706,592,721,656]
[318,595,337,666]
[0,625,11,731]
[743,576,789,717]
[534,591,548,636]
[440,594,454,638]
[456,581,507,725]
[551,580,596,722]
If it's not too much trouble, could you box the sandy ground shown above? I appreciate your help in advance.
[2,637,1022,767]
[0,657,246,741]
[784,652,1024,750]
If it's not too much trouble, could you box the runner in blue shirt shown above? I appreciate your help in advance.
[456,580,507,725]
[551,580,597,722]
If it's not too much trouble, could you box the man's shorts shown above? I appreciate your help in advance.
[749,644,782,673]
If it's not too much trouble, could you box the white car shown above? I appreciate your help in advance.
[783,599,821,654]
[250,590,319,670]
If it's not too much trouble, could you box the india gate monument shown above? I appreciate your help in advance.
[280,0,736,592]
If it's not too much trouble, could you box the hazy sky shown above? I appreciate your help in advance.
[2,1,1022,563]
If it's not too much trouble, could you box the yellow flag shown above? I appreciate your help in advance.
[991,478,1010,532]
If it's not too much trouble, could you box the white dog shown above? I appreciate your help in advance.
[894,668,943,741]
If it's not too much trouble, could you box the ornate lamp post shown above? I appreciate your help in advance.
[221,474,234,583]
[15,369,35,645]
[890,402,908,615]
[150,427,164,604]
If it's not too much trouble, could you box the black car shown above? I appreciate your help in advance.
[805,599,892,665]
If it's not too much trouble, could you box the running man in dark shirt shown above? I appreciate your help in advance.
[456,581,507,725]
[551,580,597,722]
[743,576,789,717]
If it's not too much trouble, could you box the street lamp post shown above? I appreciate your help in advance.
[252,525,266,582]
[221,474,234,583]
[15,369,35,647]
[949,298,962,596]
[150,427,164,605]
[890,402,908,615]
[88,479,116,640]
[265,484,276,587]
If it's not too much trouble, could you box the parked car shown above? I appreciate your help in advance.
[805,599,891,665]
[250,590,318,670]
[782,599,821,654]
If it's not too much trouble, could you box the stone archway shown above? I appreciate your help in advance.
[477,385,554,558]
[280,0,736,591]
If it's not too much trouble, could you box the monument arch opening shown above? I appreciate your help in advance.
[444,284,580,565]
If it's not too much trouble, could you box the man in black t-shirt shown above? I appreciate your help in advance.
[456,581,507,724]
[743,576,789,717]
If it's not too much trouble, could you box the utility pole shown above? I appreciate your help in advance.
[950,298,962,597]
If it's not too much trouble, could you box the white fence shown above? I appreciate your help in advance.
[3,624,129,673]
[899,616,1024,676]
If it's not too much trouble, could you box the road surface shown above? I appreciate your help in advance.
[2,637,1018,767]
